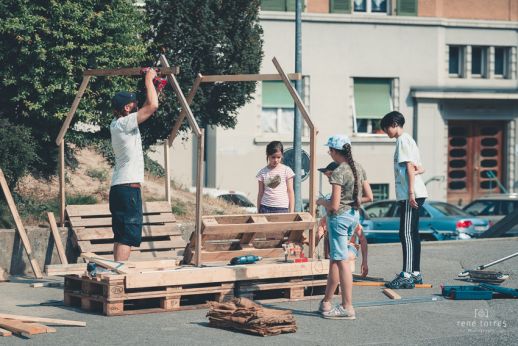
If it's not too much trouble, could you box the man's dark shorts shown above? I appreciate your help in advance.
[109,185,143,247]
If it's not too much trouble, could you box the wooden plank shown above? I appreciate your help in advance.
[77,239,185,253]
[74,225,180,240]
[200,73,302,83]
[0,318,48,335]
[187,248,285,263]
[47,212,68,264]
[69,213,176,227]
[201,221,313,234]
[83,66,179,76]
[0,169,43,278]
[383,288,402,300]
[164,141,171,204]
[126,260,330,288]
[46,258,179,276]
[0,327,12,337]
[195,129,204,267]
[55,76,92,145]
[353,282,433,288]
[59,141,65,226]
[168,74,202,146]
[24,323,56,334]
[0,314,86,327]
[66,201,174,217]
[80,252,128,274]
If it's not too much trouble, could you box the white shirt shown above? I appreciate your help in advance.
[110,112,144,186]
[394,133,428,201]
[256,164,295,208]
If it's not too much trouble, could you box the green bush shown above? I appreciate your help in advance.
[86,168,109,181]
[0,119,37,189]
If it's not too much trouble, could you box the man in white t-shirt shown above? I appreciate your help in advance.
[109,68,159,261]
[381,111,428,289]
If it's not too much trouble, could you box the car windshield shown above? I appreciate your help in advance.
[218,194,255,208]
[430,202,471,216]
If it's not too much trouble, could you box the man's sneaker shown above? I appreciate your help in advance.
[322,305,356,320]
[411,272,423,284]
[318,300,331,313]
[385,272,415,289]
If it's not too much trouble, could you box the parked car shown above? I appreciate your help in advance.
[189,187,257,213]
[463,193,518,236]
[361,200,490,243]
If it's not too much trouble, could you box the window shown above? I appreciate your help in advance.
[261,79,309,135]
[448,46,464,77]
[370,183,389,200]
[494,47,510,78]
[353,0,388,13]
[471,46,488,78]
[364,201,394,218]
[353,78,392,134]
[261,0,296,11]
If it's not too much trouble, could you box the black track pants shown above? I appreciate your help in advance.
[398,198,426,273]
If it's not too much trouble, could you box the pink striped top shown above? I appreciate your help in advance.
[256,164,295,208]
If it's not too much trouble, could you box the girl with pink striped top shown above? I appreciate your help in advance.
[256,141,295,214]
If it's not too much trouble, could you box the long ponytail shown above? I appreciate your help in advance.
[343,144,360,209]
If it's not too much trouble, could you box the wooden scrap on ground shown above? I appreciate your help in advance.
[383,288,402,300]
[0,313,86,327]
[30,282,64,288]
[353,281,432,288]
[0,327,12,337]
[0,318,49,336]
[0,169,43,278]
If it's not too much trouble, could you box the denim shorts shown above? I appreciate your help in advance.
[327,209,360,261]
[259,205,289,213]
[109,185,143,247]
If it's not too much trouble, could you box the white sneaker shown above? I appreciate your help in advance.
[318,300,331,313]
[322,305,356,320]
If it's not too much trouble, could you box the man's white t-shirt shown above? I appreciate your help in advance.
[394,133,428,201]
[110,112,144,186]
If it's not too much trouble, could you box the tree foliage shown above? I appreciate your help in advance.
[142,0,263,146]
[0,0,150,176]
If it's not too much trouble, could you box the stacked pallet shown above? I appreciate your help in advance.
[207,297,296,336]
[0,313,85,337]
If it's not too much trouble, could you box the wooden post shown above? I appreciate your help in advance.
[168,75,202,146]
[195,130,205,267]
[272,57,317,258]
[59,141,66,226]
[55,76,91,146]
[83,66,179,77]
[47,212,68,265]
[0,169,43,278]
[164,141,171,204]
[199,73,301,83]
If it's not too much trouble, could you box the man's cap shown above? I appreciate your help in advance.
[318,161,339,173]
[111,91,137,110]
[324,135,351,150]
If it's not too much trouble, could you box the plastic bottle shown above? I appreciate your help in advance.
[229,255,263,265]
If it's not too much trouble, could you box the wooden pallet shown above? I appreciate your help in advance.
[182,212,314,264]
[63,275,234,316]
[67,201,185,260]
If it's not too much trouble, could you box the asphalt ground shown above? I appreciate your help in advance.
[0,237,517,345]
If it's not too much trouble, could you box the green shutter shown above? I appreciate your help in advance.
[286,0,296,11]
[261,0,286,11]
[330,0,351,13]
[397,0,418,16]
[354,79,392,119]
[262,81,294,108]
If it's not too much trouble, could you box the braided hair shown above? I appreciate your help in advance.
[334,144,360,209]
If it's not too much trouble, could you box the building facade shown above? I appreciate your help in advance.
[152,0,518,206]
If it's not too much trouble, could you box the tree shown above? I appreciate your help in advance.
[0,0,150,177]
[142,0,263,146]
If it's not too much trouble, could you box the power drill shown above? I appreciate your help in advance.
[229,255,262,265]
[140,67,168,93]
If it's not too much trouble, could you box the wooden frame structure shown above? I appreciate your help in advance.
[167,57,318,266]
[54,60,180,226]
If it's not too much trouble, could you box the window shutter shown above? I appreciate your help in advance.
[330,0,351,13]
[354,79,392,119]
[397,0,418,16]
[287,0,296,11]
[262,81,294,108]
[261,0,286,11]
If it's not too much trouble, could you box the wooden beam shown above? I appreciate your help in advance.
[0,327,12,337]
[195,129,205,267]
[0,318,48,336]
[55,76,91,145]
[83,66,179,76]
[167,74,202,146]
[125,259,330,288]
[200,73,302,83]
[164,141,171,204]
[0,314,86,327]
[59,142,65,226]
[79,253,129,274]
[0,169,43,278]
[47,212,68,264]
[383,288,402,300]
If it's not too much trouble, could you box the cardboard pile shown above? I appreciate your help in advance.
[207,297,296,336]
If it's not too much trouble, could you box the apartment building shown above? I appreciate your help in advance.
[154,0,518,206]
